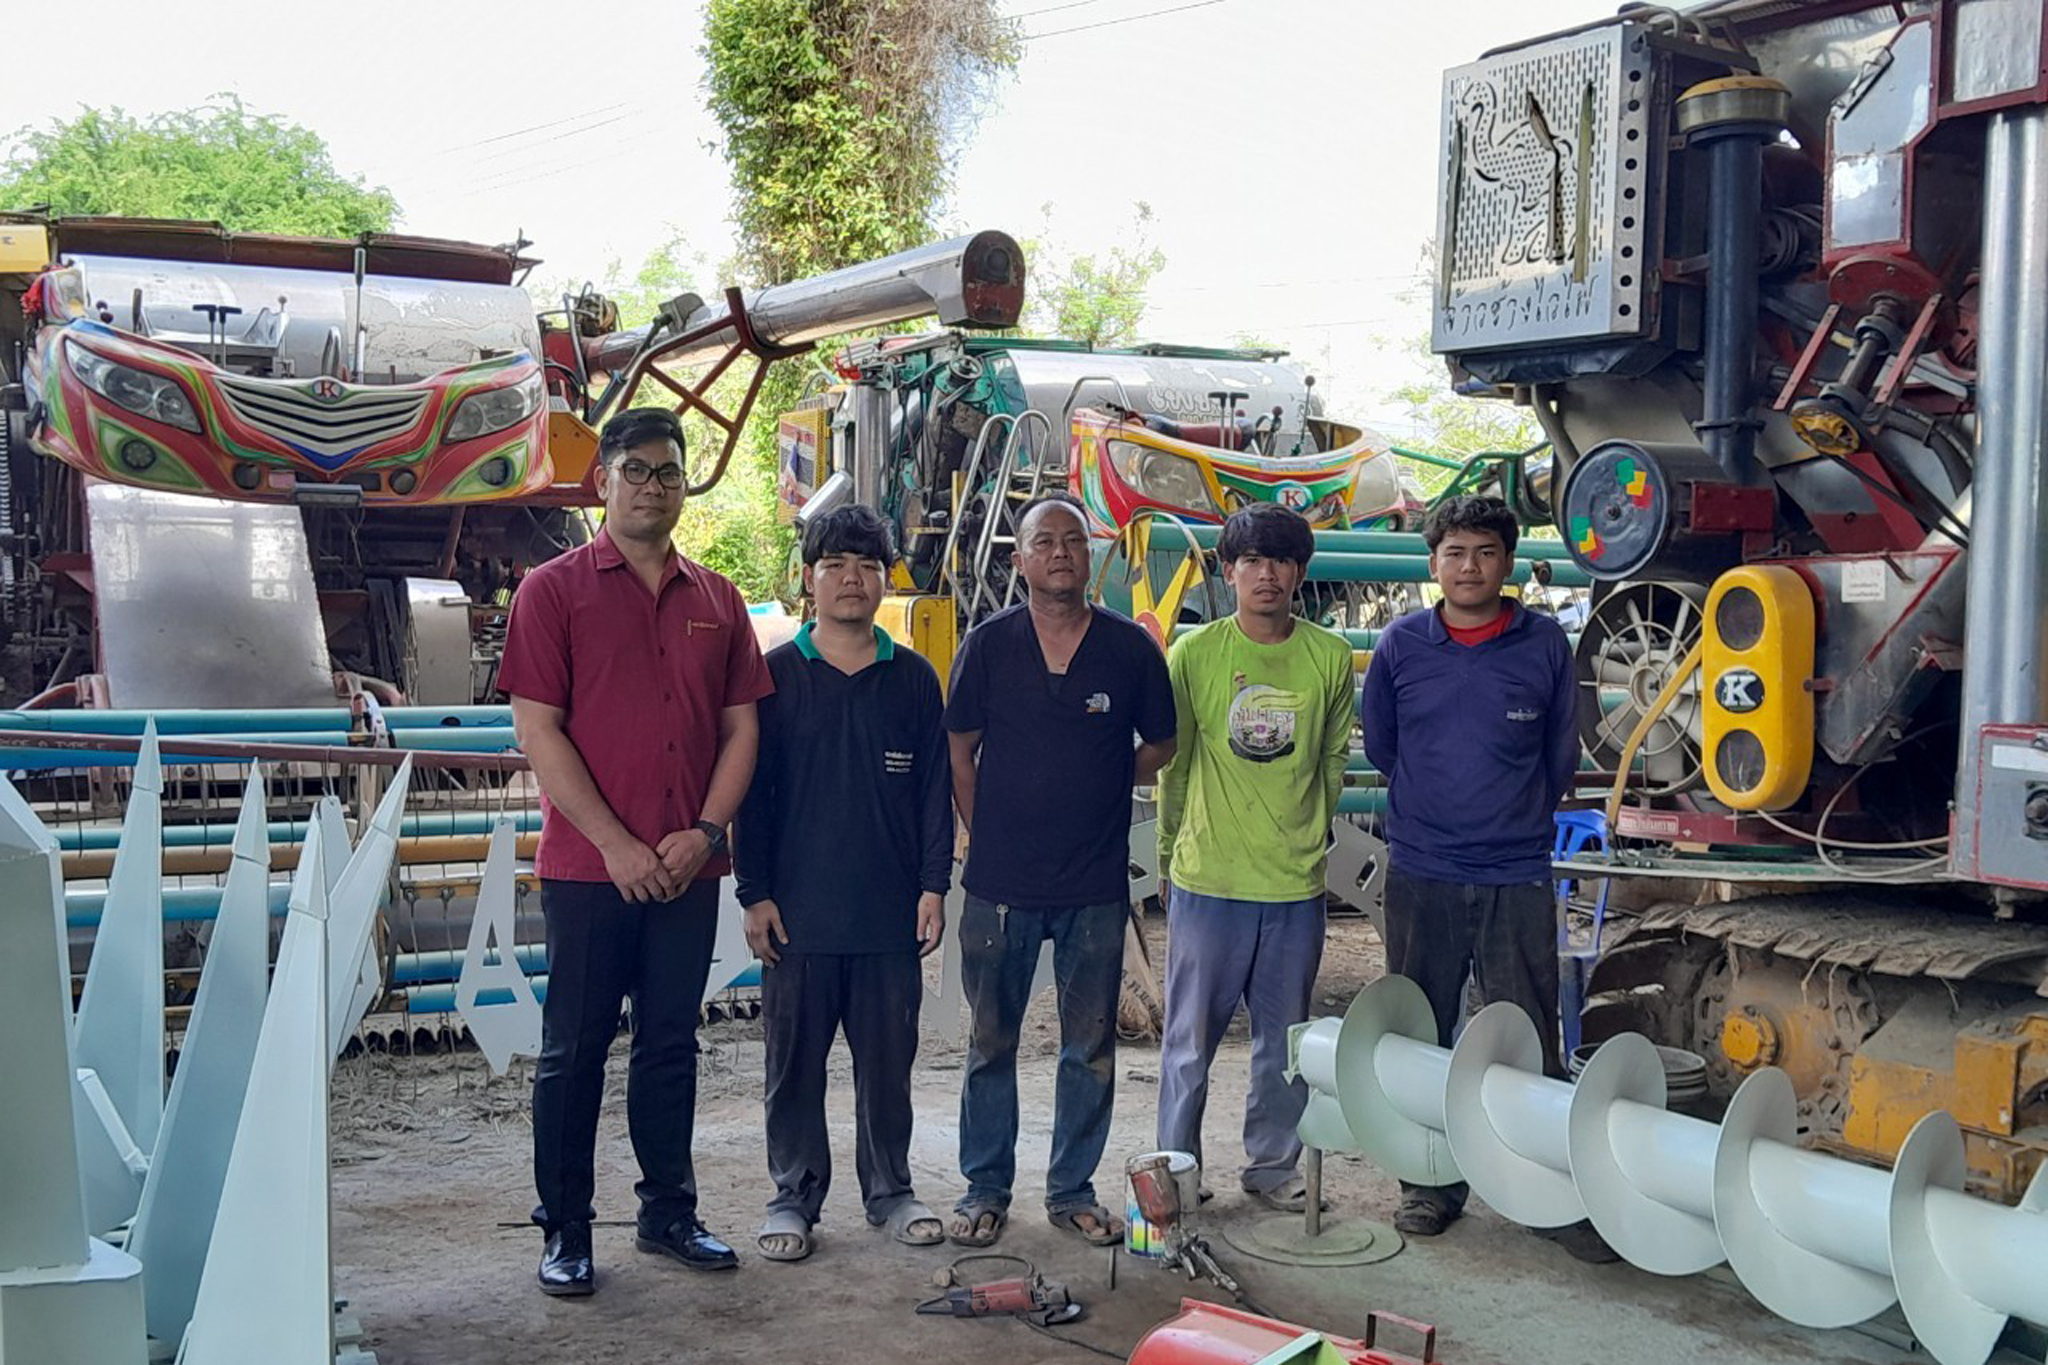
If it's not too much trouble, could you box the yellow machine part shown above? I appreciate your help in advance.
[546,409,602,491]
[0,221,50,275]
[876,594,958,688]
[1842,1010,2048,1200]
[1702,564,1815,810]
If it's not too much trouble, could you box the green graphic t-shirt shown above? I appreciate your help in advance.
[1157,616,1357,901]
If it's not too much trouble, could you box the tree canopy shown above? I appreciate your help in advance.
[0,97,397,237]
[703,0,1018,285]
[1024,201,1167,350]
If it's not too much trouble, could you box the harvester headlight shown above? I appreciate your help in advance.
[1105,439,1216,514]
[66,342,201,433]
[1348,451,1401,517]
[443,371,543,444]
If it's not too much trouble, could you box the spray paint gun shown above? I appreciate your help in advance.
[1127,1152,1251,1303]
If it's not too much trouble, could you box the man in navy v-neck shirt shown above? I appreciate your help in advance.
[735,505,951,1263]
[1360,495,1612,1262]
[942,493,1176,1248]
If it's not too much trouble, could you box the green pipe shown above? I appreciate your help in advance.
[1300,553,1591,588]
[1176,626,1583,651]
[54,808,541,853]
[1151,524,1578,562]
[1388,445,1468,472]
[0,707,510,735]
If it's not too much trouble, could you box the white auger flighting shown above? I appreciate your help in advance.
[1293,976,2048,1365]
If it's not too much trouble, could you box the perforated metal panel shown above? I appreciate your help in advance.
[1433,25,1660,356]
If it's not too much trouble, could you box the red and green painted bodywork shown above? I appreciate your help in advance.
[1068,408,1407,536]
[28,319,551,506]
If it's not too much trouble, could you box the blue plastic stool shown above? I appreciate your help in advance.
[1553,810,1611,1058]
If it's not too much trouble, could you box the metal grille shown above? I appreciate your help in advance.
[215,374,429,465]
[1432,24,1659,355]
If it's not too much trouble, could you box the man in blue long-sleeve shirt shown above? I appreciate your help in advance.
[1360,495,1608,1259]
[736,505,952,1263]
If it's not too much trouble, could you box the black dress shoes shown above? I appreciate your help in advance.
[635,1217,739,1271]
[538,1221,595,1296]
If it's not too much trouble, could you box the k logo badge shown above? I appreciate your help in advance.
[1716,668,1764,713]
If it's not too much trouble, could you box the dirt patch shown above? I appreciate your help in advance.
[331,912,1958,1365]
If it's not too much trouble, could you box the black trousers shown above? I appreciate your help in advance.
[531,877,717,1235]
[1382,866,1560,1212]
[761,951,922,1225]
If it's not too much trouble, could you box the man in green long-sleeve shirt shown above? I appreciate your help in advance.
[1156,503,1355,1210]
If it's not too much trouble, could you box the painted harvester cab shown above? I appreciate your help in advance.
[21,230,551,505]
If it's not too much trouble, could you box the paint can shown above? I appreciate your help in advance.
[1125,1149,1200,1259]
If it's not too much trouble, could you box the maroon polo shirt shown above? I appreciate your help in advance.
[497,528,773,882]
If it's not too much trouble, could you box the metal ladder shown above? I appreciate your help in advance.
[939,408,1058,624]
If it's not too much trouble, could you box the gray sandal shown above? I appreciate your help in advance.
[757,1209,814,1262]
[947,1203,1007,1248]
[1048,1203,1123,1246]
[882,1199,944,1247]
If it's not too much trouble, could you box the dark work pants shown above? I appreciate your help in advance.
[1382,866,1560,1214]
[761,951,922,1225]
[531,877,717,1237]
[957,895,1124,1216]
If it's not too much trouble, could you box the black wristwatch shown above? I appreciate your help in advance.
[693,819,729,854]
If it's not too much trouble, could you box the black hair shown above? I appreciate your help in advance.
[1217,502,1315,566]
[598,407,686,463]
[801,503,896,567]
[1421,494,1518,556]
[1014,491,1087,541]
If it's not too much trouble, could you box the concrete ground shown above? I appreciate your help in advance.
[331,915,2039,1365]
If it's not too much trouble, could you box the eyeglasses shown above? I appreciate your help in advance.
[616,459,685,490]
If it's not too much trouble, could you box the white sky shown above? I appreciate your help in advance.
[0,0,1597,437]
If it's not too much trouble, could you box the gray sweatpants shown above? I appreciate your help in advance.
[1155,886,1326,1194]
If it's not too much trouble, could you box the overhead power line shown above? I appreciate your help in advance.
[430,103,637,157]
[1011,0,1113,16]
[1026,0,1230,41]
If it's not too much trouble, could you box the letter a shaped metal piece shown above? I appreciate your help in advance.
[454,817,542,1074]
[178,828,334,1365]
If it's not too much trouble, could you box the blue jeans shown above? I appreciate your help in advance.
[1156,886,1326,1193]
[956,893,1124,1215]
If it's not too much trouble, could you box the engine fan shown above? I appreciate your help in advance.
[1576,582,1707,795]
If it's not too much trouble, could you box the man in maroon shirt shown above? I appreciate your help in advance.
[500,407,774,1297]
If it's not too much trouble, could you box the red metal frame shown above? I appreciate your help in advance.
[608,287,812,496]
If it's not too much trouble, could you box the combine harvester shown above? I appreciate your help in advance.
[1278,1,2048,1362]
[0,219,1025,1025]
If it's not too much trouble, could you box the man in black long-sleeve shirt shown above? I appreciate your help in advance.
[735,505,951,1262]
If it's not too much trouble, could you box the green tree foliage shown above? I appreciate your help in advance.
[699,0,1020,600]
[1024,201,1167,349]
[0,97,397,236]
[1381,245,1542,498]
[703,0,1018,284]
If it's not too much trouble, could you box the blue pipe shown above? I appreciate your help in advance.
[400,962,764,1014]
[0,706,510,735]
[0,727,522,771]
[54,808,541,853]
[65,882,295,928]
